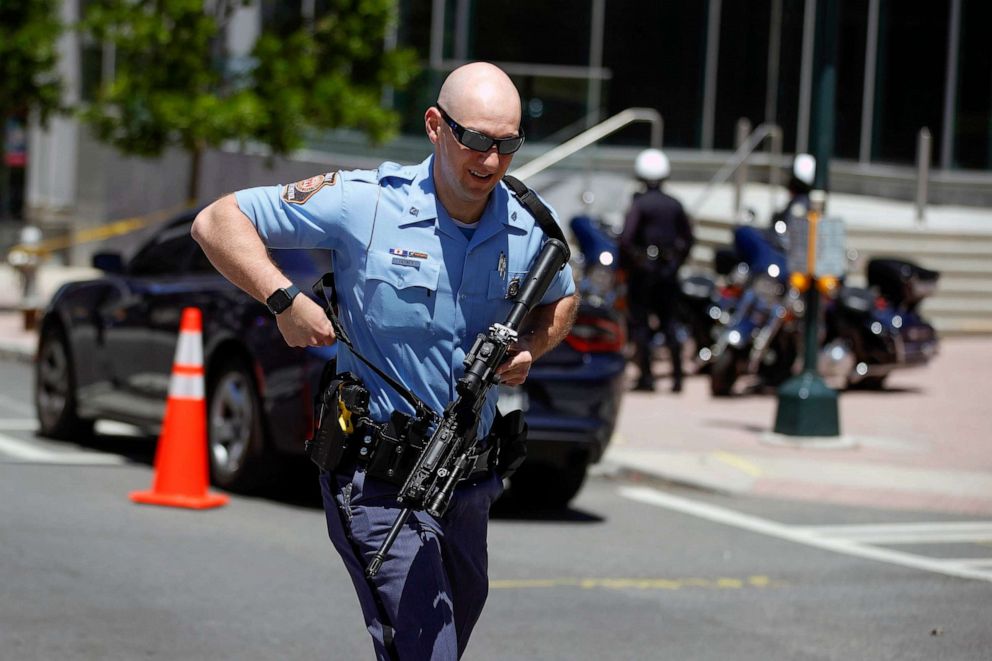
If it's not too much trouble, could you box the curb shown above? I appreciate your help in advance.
[590,460,732,496]
[0,344,35,365]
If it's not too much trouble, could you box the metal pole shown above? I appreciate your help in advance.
[940,0,962,170]
[587,0,606,129]
[796,0,816,153]
[429,0,446,71]
[859,0,879,164]
[454,0,471,61]
[734,118,752,214]
[769,125,783,210]
[701,0,722,150]
[765,0,783,124]
[916,127,931,223]
[382,0,400,109]
[773,0,840,439]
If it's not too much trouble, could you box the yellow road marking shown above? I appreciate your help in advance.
[710,451,763,477]
[489,575,780,591]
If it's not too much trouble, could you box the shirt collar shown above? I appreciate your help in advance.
[398,156,530,241]
[398,156,440,227]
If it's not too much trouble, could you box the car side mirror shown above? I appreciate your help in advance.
[92,252,125,274]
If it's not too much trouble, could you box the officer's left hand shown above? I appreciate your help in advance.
[495,346,533,386]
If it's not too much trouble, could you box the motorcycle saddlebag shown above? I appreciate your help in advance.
[867,258,940,306]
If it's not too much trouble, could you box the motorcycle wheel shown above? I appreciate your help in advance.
[710,348,741,397]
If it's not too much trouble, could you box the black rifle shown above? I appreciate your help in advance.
[365,238,570,577]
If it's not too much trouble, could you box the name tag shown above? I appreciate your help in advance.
[392,257,421,269]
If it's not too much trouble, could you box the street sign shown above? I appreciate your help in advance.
[787,215,846,277]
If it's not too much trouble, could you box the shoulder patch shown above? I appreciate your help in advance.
[283,172,337,205]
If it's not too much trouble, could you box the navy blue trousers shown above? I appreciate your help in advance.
[320,466,503,660]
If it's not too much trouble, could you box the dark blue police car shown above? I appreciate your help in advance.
[35,210,625,507]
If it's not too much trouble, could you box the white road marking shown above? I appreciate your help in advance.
[0,394,30,413]
[620,485,992,584]
[0,418,40,431]
[797,522,992,545]
[0,432,125,466]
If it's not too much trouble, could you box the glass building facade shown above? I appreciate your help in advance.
[393,0,991,171]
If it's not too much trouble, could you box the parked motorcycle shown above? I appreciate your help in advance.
[819,257,940,389]
[569,213,625,310]
[708,224,802,396]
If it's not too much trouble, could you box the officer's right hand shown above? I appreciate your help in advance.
[276,295,337,348]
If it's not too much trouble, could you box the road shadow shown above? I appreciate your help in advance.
[33,428,158,464]
[490,497,604,523]
[35,430,605,518]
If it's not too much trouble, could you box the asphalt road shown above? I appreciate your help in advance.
[1,360,990,660]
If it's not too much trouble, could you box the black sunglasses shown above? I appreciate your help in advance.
[435,104,525,155]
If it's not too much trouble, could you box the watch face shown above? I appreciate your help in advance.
[267,287,296,314]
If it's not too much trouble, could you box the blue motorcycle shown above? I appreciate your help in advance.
[708,225,802,396]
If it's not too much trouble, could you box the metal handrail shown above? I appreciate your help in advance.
[511,108,663,181]
[690,122,783,217]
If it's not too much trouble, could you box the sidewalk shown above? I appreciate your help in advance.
[1,264,990,516]
[601,338,992,516]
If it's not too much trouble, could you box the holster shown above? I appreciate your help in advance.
[305,366,368,472]
[490,409,528,479]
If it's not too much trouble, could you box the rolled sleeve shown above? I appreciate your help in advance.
[235,177,346,250]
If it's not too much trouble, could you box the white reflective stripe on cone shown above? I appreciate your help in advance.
[169,373,205,400]
[174,330,204,367]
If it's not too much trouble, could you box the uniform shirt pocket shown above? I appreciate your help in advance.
[364,250,441,336]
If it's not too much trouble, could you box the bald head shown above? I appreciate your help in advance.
[437,62,521,129]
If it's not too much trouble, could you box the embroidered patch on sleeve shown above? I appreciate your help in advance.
[282,172,337,205]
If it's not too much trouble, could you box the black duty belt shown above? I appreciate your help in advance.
[341,420,495,487]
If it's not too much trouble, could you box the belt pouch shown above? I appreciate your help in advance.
[366,412,423,486]
[491,409,528,479]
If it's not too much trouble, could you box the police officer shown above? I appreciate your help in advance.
[192,62,578,660]
[619,149,694,393]
[773,153,816,225]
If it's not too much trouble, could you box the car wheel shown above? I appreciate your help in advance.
[207,356,268,492]
[508,457,589,510]
[709,348,740,397]
[35,325,94,440]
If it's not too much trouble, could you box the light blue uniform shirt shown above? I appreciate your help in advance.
[235,156,575,438]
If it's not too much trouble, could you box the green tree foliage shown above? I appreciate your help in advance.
[0,0,63,219]
[79,0,418,201]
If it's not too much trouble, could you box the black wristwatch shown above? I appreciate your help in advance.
[265,284,300,315]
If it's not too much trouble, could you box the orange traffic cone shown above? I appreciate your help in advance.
[130,307,228,510]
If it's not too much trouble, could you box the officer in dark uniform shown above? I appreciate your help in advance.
[772,153,816,227]
[619,149,694,392]
[193,62,578,660]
